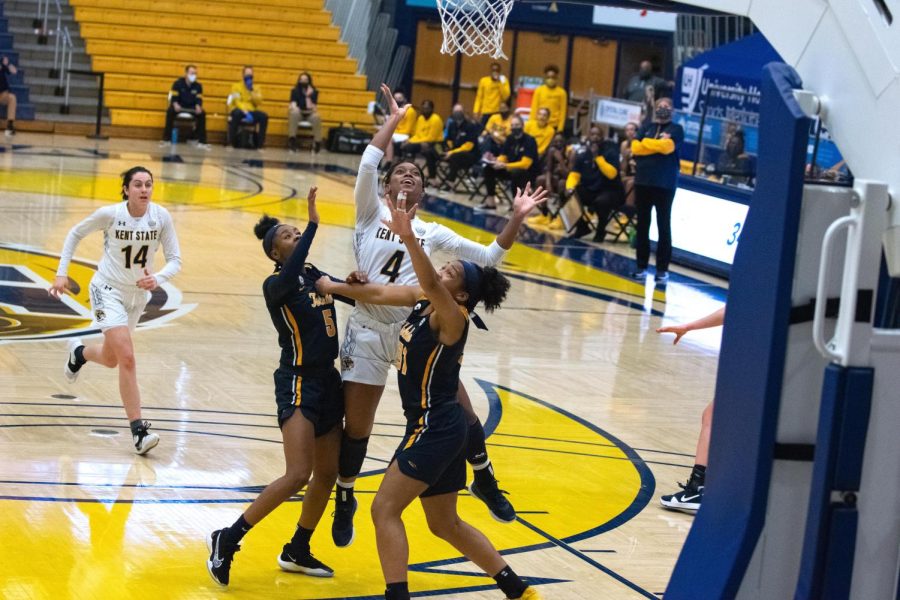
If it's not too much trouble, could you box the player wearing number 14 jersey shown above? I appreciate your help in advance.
[50,166,181,455]
[331,84,548,547]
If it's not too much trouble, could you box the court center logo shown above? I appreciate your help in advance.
[0,243,194,343]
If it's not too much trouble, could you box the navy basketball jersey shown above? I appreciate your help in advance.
[397,299,469,421]
[264,263,339,369]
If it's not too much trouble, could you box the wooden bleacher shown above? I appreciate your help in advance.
[69,0,374,144]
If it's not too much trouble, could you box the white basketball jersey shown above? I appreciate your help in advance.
[57,202,181,289]
[352,145,507,324]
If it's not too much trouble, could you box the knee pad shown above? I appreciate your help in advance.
[338,433,370,479]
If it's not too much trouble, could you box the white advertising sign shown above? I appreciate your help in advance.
[594,98,643,128]
[650,187,749,265]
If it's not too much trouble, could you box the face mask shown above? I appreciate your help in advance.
[545,77,557,87]
[640,68,651,78]
[187,73,197,83]
[452,111,464,122]
[655,107,672,121]
[244,76,253,89]
[511,127,523,137]
[500,110,510,118]
[299,80,309,87]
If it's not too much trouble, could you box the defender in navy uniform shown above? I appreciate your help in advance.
[207,187,345,587]
[317,196,541,600]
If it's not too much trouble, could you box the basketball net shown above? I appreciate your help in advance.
[436,0,515,59]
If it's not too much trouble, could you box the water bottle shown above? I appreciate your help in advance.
[171,127,178,145]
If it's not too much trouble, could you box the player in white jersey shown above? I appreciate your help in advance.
[49,166,182,455]
[331,84,546,546]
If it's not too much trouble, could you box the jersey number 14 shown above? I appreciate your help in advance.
[121,245,148,269]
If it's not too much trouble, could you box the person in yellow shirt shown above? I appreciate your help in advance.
[530,65,567,131]
[227,65,268,149]
[480,101,512,156]
[384,89,418,167]
[523,108,555,157]
[473,62,511,126]
[400,99,444,182]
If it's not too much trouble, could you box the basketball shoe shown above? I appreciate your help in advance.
[469,477,516,523]
[660,480,704,513]
[331,493,357,547]
[207,529,241,586]
[277,543,334,577]
[514,588,543,599]
[64,338,86,383]
[133,421,159,455]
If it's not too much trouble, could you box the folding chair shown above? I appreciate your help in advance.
[557,192,596,237]
[603,177,637,242]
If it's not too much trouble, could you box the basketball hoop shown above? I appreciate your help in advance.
[436,0,515,59]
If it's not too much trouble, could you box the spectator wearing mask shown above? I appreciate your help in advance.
[401,99,444,182]
[564,125,624,241]
[480,101,512,156]
[288,71,323,153]
[384,89,418,166]
[478,115,537,211]
[0,55,18,136]
[473,62,510,126]
[530,133,569,226]
[227,65,268,149]
[631,97,684,284]
[530,65,567,131]
[524,107,555,157]
[623,60,666,103]
[162,64,208,148]
[706,129,754,185]
[440,104,481,189]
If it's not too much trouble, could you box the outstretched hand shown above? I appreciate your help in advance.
[380,192,416,239]
[48,275,69,299]
[307,186,319,224]
[657,323,689,345]
[511,182,549,221]
[380,83,409,122]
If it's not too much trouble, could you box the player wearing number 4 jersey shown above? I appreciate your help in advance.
[331,84,547,547]
[49,166,182,455]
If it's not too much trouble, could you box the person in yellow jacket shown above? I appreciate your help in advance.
[530,65,567,131]
[523,107,555,157]
[480,101,512,155]
[227,66,268,149]
[400,99,444,182]
[473,62,511,126]
[384,89,418,166]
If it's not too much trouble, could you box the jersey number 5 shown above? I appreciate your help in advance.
[322,309,336,337]
[121,245,148,269]
[380,250,404,283]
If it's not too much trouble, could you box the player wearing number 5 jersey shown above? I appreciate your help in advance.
[332,84,547,546]
[49,166,181,455]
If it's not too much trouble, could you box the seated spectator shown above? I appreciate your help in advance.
[288,71,322,153]
[474,61,510,126]
[564,125,624,240]
[384,89,417,166]
[162,64,208,149]
[623,60,666,103]
[530,133,569,225]
[619,121,638,178]
[531,65,567,131]
[478,115,537,211]
[440,104,481,189]
[705,129,754,186]
[480,101,512,156]
[400,99,444,183]
[1,55,18,136]
[227,65,268,149]
[524,107,555,158]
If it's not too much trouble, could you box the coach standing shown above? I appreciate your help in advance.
[631,97,684,284]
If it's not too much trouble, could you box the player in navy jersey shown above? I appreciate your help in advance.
[206,188,346,587]
[316,196,541,600]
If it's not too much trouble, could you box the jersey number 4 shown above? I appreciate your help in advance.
[121,245,149,269]
[380,250,404,283]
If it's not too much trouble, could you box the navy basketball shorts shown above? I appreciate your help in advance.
[274,366,344,437]
[393,402,468,497]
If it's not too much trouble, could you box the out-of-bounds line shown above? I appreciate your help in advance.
[516,515,657,599]
[485,439,691,469]
[491,431,696,458]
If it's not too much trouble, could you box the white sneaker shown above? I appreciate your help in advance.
[158,140,171,147]
[197,143,212,151]
[64,338,84,383]
[133,421,160,455]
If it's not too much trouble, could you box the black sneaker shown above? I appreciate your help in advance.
[631,269,649,280]
[660,481,704,513]
[133,421,159,455]
[331,494,357,547]
[277,543,334,577]
[654,271,669,284]
[207,529,241,586]
[64,338,85,383]
[468,479,516,523]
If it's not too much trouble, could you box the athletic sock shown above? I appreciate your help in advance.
[129,419,146,436]
[493,565,528,598]
[466,420,488,466]
[74,345,87,366]
[6,120,14,130]
[690,464,707,487]
[290,524,314,550]
[336,478,355,505]
[223,514,252,546]
[385,581,410,600]
[472,458,496,488]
